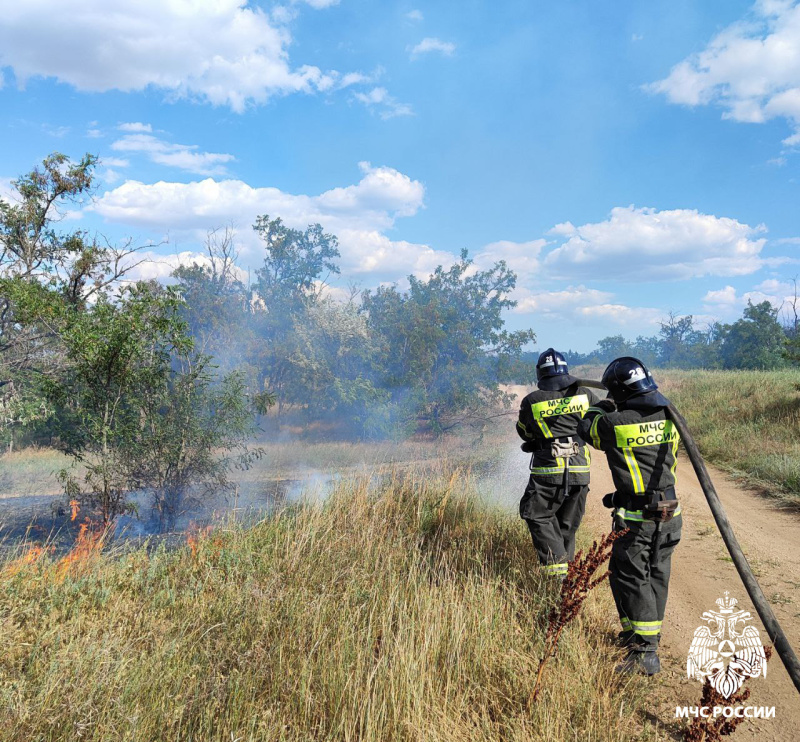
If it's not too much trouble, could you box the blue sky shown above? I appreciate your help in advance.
[1,0,799,351]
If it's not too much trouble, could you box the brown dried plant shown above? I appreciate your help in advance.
[683,646,773,742]
[531,529,628,702]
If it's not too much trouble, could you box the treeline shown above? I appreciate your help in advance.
[559,302,799,370]
[1,154,533,523]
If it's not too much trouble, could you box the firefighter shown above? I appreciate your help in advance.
[578,357,682,676]
[516,349,600,578]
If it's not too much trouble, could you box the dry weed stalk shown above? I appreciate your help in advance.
[531,529,628,703]
[683,646,773,742]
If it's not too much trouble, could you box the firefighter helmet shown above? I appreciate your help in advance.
[536,348,578,391]
[601,357,658,401]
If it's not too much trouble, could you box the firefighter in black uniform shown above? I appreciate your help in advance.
[516,349,600,578]
[578,357,682,675]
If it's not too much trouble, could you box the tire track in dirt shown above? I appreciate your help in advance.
[584,457,800,740]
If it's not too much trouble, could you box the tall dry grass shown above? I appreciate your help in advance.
[659,370,800,502]
[0,467,651,742]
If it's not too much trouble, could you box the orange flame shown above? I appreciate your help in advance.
[2,544,51,577]
[186,522,213,560]
[55,518,106,579]
[69,499,80,521]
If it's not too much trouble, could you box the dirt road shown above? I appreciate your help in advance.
[582,456,800,739]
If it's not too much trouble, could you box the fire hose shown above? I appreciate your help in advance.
[574,378,800,696]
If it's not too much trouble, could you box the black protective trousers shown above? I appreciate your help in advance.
[609,513,682,648]
[520,477,588,577]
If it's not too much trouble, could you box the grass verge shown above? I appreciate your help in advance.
[0,467,650,742]
[660,370,800,504]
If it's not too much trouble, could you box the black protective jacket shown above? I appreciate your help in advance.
[577,392,679,497]
[516,382,600,485]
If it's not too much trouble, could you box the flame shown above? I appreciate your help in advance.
[2,544,49,576]
[69,499,80,521]
[186,522,213,560]
[55,518,106,579]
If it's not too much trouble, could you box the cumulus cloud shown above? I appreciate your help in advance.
[410,37,456,58]
[91,162,445,278]
[352,87,414,119]
[648,1,800,142]
[474,239,546,280]
[542,206,767,280]
[513,286,613,314]
[704,278,799,317]
[576,303,664,326]
[111,132,235,176]
[406,9,424,22]
[118,122,152,133]
[0,0,337,112]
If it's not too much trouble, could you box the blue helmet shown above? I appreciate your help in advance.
[601,356,658,401]
[536,348,578,391]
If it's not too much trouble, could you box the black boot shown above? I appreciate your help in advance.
[615,647,661,676]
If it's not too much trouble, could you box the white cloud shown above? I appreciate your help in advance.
[474,239,547,280]
[542,206,767,280]
[577,303,664,327]
[703,278,799,318]
[703,285,739,307]
[86,128,102,138]
[91,163,440,278]
[406,9,424,22]
[410,37,456,58]
[513,286,613,314]
[118,122,153,133]
[352,87,413,119]
[0,0,336,112]
[648,1,800,143]
[111,133,235,176]
[101,157,130,168]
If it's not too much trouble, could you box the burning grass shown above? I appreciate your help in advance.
[0,467,653,742]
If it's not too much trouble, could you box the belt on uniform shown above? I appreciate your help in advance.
[620,487,679,523]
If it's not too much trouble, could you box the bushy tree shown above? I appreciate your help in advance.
[250,216,340,413]
[720,300,787,370]
[363,250,535,434]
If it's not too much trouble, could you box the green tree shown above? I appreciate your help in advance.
[720,300,787,370]
[0,153,148,450]
[250,216,340,413]
[363,250,535,434]
[47,283,193,524]
[594,335,633,363]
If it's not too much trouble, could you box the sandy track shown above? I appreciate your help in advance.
[582,456,800,739]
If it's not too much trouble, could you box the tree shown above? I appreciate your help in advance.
[363,250,535,434]
[594,336,632,363]
[0,153,144,449]
[250,216,340,413]
[719,300,786,370]
[782,277,799,364]
[47,283,192,524]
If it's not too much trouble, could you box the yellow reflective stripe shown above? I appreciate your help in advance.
[542,562,569,575]
[620,617,631,629]
[631,619,662,636]
[618,506,681,522]
[535,417,553,438]
[614,420,679,448]
[589,413,603,448]
[670,435,679,483]
[623,447,645,493]
[516,420,532,438]
[585,446,591,467]
[530,461,591,475]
